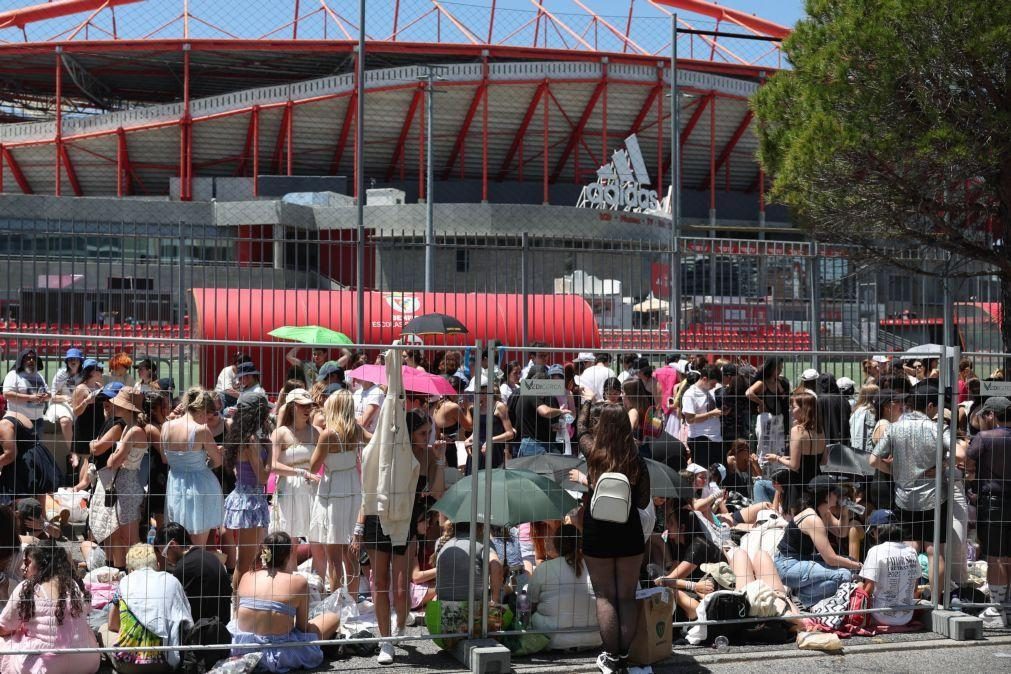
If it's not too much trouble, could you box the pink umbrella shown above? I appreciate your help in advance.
[347,364,456,396]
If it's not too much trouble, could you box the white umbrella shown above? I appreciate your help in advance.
[360,342,420,546]
[632,296,669,313]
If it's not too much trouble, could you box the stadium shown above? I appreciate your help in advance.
[0,0,999,385]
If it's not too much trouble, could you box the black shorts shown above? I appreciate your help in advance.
[976,493,1011,558]
[362,514,414,556]
[897,501,948,545]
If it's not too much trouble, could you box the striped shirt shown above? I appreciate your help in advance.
[872,411,950,511]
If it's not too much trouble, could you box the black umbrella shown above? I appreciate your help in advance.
[401,313,469,336]
[507,454,587,492]
[644,458,694,499]
[822,443,876,479]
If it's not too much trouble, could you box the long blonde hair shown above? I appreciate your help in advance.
[323,389,361,447]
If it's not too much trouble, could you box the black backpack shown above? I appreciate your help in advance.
[179,617,232,674]
[705,591,750,644]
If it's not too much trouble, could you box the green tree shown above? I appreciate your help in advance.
[753,0,1011,353]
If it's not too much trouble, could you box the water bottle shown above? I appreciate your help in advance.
[712,635,730,651]
[146,525,157,545]
[516,589,531,630]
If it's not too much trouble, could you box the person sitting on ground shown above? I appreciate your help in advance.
[859,515,921,627]
[653,499,788,621]
[0,540,100,674]
[527,524,601,651]
[105,543,193,672]
[773,476,862,608]
[155,522,231,626]
[231,532,340,673]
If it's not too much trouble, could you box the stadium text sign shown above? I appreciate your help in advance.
[577,134,660,213]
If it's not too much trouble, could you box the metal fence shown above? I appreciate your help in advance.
[1,332,1007,665]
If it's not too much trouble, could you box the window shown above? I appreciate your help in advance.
[456,249,470,273]
[888,274,913,303]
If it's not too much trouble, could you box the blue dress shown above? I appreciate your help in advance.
[230,598,324,673]
[223,443,270,530]
[164,426,224,535]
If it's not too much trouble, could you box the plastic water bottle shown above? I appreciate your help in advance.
[146,525,157,545]
[713,635,730,651]
[516,589,531,629]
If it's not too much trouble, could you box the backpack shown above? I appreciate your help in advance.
[642,406,665,438]
[179,617,232,674]
[590,472,631,523]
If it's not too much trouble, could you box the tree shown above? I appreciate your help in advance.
[752,0,1011,354]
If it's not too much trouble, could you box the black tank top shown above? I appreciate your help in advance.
[0,415,34,499]
[778,512,817,560]
[74,390,106,454]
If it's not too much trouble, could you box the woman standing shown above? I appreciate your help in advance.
[764,392,827,512]
[133,359,160,393]
[499,361,522,402]
[309,390,363,593]
[354,409,445,665]
[581,404,650,674]
[70,360,105,490]
[44,348,84,453]
[88,387,149,568]
[223,392,273,590]
[748,358,790,464]
[850,384,880,453]
[461,376,515,474]
[270,389,321,541]
[161,388,224,547]
[0,541,100,674]
[142,391,171,529]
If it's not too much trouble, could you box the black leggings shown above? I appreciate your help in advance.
[584,553,643,656]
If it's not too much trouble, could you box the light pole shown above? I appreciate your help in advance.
[418,66,446,293]
[355,0,365,343]
[669,13,682,351]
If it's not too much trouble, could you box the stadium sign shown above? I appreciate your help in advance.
[577,134,660,213]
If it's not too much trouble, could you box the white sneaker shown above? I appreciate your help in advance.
[596,652,619,674]
[393,625,406,646]
[377,641,395,665]
[981,606,1007,629]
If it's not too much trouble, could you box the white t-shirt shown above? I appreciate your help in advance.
[578,363,613,402]
[681,383,722,441]
[859,541,919,626]
[353,384,385,433]
[527,557,601,650]
[214,366,236,393]
[2,369,48,420]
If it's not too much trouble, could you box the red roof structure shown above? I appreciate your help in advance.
[0,1,787,201]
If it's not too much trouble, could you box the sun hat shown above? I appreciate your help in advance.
[285,388,314,406]
[110,386,143,413]
[236,362,260,377]
[316,361,345,382]
[546,364,565,378]
[575,352,595,363]
[64,348,84,362]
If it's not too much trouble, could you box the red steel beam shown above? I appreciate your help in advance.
[59,143,83,196]
[698,109,752,190]
[385,84,424,182]
[329,90,356,175]
[441,74,489,180]
[234,109,257,177]
[0,0,142,29]
[626,81,662,135]
[1,147,33,194]
[550,77,607,183]
[271,101,292,175]
[496,80,548,181]
[663,91,711,174]
[650,0,791,39]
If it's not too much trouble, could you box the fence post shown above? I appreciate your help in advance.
[177,221,186,391]
[521,233,529,348]
[807,247,820,370]
[480,340,495,637]
[466,340,482,638]
[943,279,961,609]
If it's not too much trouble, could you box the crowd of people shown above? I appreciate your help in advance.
[0,342,1009,674]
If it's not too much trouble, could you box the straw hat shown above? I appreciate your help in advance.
[110,386,143,413]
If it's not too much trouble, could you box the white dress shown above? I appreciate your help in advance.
[269,442,317,538]
[309,444,362,545]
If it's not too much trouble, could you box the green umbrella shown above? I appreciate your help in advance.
[268,325,353,346]
[432,468,579,527]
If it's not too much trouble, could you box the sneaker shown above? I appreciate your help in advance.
[981,606,1007,629]
[393,625,406,646]
[377,642,395,665]
[596,652,620,674]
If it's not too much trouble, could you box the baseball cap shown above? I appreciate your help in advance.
[575,352,595,363]
[836,376,856,392]
[16,498,44,522]
[871,355,890,363]
[721,364,738,378]
[317,361,345,382]
[82,358,101,370]
[865,509,896,533]
[285,388,314,406]
[236,362,260,377]
[800,368,820,382]
[806,474,844,495]
[981,396,1011,416]
[157,377,176,392]
[99,381,124,400]
[134,358,155,370]
[546,364,565,378]
[685,463,708,475]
